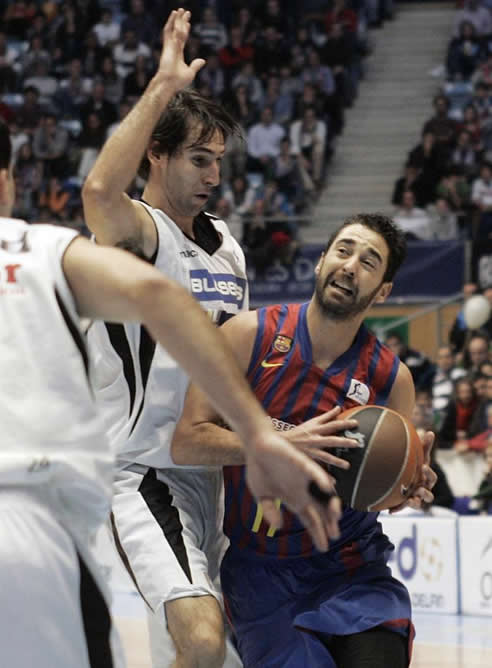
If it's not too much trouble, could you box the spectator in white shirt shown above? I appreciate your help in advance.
[93,8,121,48]
[394,189,433,240]
[428,198,460,240]
[113,29,151,79]
[193,7,227,52]
[432,345,467,427]
[246,106,285,177]
[289,106,327,194]
[454,0,492,37]
[472,162,492,238]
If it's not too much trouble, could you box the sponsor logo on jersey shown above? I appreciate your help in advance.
[190,269,246,307]
[346,378,370,405]
[273,334,292,353]
[271,416,295,431]
[180,249,198,258]
[261,360,284,368]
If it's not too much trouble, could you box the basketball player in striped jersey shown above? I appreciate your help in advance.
[173,214,438,667]
[83,9,350,668]
[0,115,340,665]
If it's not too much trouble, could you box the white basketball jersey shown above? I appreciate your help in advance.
[88,204,249,469]
[0,218,114,529]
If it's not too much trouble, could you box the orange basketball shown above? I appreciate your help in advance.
[330,405,424,511]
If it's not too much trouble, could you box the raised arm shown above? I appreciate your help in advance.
[81,9,205,256]
[63,237,340,550]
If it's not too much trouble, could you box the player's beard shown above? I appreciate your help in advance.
[314,270,383,321]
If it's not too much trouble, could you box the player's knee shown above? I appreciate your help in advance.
[178,621,226,667]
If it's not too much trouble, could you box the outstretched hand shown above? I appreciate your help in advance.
[245,430,342,552]
[158,9,205,90]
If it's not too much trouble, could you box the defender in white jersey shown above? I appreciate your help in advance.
[0,118,339,668]
[83,10,343,668]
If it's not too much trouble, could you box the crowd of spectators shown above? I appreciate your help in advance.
[389,283,492,512]
[0,0,385,273]
[391,0,492,268]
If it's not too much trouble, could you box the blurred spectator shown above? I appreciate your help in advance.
[472,53,492,88]
[474,441,492,513]
[55,58,91,119]
[80,80,117,131]
[16,86,44,134]
[428,198,460,239]
[93,8,121,48]
[231,60,264,107]
[9,121,29,158]
[279,64,301,98]
[113,29,151,79]
[453,0,492,37]
[449,282,479,353]
[246,106,285,177]
[471,81,491,120]
[222,173,256,222]
[301,49,336,98]
[469,383,492,441]
[13,140,43,218]
[24,61,58,100]
[224,83,258,129]
[193,6,227,52]
[393,189,434,240]
[289,105,327,198]
[447,20,482,80]
[218,25,254,86]
[324,0,358,34]
[432,344,467,427]
[242,198,275,274]
[100,55,124,107]
[437,376,480,450]
[422,94,457,149]
[407,130,447,202]
[32,112,69,178]
[261,0,292,37]
[0,30,18,92]
[236,6,257,45]
[54,1,85,64]
[20,35,51,79]
[463,331,490,373]
[106,99,132,138]
[261,74,294,125]
[38,175,71,219]
[253,25,290,79]
[458,103,483,152]
[435,167,470,212]
[196,52,225,99]
[471,161,492,238]
[121,0,157,46]
[273,137,305,210]
[385,331,436,391]
[3,0,37,39]
[81,31,109,79]
[450,130,479,178]
[123,53,152,102]
[77,111,106,180]
[392,163,426,207]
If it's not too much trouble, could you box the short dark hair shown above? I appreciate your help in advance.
[138,88,241,180]
[0,118,11,171]
[324,213,407,282]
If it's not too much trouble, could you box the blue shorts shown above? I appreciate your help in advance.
[221,547,412,668]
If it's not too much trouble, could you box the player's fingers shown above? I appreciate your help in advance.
[318,418,358,435]
[260,498,283,531]
[310,449,350,469]
[422,463,437,490]
[422,431,435,463]
[318,434,362,449]
[316,406,342,422]
[189,58,206,76]
[163,9,177,38]
[323,495,342,539]
[298,504,329,552]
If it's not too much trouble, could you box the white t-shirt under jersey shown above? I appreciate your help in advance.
[0,217,114,530]
[88,204,249,470]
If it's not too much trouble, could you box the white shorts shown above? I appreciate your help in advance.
[0,487,124,668]
[112,466,228,609]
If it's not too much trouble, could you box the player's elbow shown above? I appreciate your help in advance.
[171,420,198,466]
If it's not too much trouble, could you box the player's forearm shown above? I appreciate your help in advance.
[83,75,177,201]
[171,422,244,466]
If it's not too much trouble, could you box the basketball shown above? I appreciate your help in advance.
[330,405,424,512]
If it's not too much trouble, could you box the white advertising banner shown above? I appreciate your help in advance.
[459,516,492,616]
[380,513,459,615]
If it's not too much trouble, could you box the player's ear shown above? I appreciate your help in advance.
[147,142,165,169]
[314,253,325,276]
[375,282,392,304]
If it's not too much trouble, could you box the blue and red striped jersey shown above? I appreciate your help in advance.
[223,302,400,559]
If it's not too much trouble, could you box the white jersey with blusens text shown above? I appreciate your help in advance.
[88,203,249,470]
[0,218,114,531]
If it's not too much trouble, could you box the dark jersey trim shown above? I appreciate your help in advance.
[138,469,193,583]
[78,552,114,668]
[54,288,89,381]
[104,323,137,418]
[129,325,157,436]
